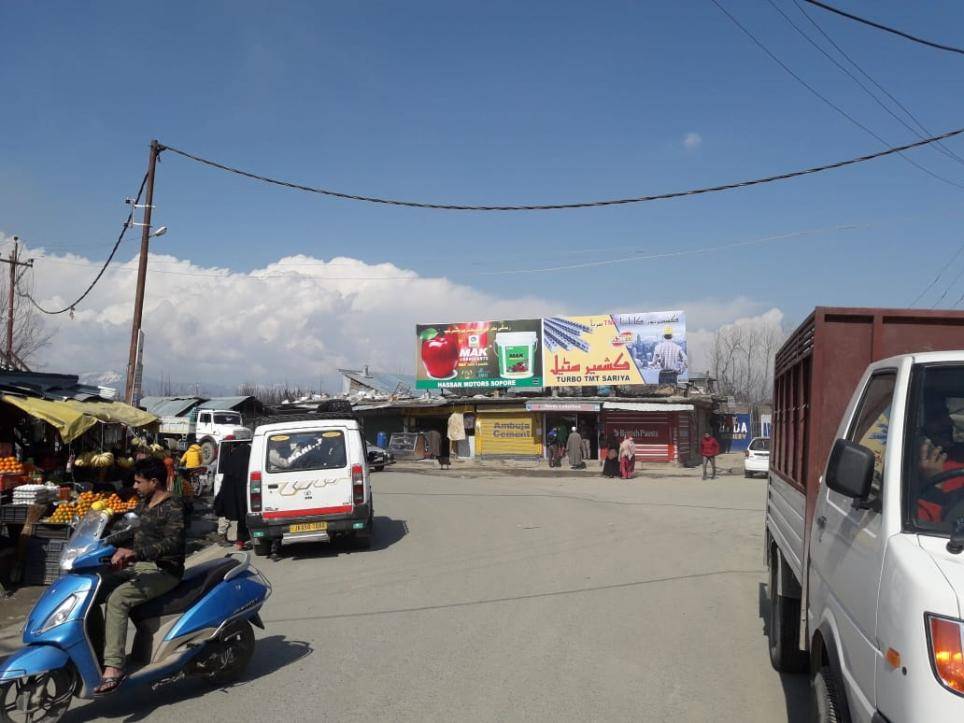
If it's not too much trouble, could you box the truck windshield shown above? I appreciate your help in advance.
[266,430,347,473]
[213,413,241,425]
[905,364,964,535]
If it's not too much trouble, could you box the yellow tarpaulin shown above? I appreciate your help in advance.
[64,400,158,428]
[1,395,98,443]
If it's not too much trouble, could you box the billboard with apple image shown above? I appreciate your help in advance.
[415,319,543,390]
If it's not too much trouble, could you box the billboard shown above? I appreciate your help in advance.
[415,310,686,390]
[543,310,687,387]
[415,319,543,390]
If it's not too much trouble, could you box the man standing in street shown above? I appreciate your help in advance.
[701,431,720,480]
[652,326,688,385]
[566,426,585,469]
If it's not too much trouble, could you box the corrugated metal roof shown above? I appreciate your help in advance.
[339,369,416,396]
[139,396,202,417]
[196,396,253,410]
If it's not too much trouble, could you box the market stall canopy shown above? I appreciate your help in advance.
[64,400,158,428]
[1,395,98,443]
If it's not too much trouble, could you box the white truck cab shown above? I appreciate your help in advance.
[770,351,964,722]
[160,409,252,464]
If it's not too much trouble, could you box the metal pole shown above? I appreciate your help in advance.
[6,239,16,367]
[125,139,161,404]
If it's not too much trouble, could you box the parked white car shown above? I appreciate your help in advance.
[744,437,770,478]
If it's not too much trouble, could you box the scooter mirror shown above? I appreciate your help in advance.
[122,512,141,529]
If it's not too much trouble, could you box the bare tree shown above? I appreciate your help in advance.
[0,275,51,368]
[710,315,785,404]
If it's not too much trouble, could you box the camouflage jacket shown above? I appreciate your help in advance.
[119,495,186,577]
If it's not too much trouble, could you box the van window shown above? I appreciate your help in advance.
[749,438,770,452]
[266,430,347,473]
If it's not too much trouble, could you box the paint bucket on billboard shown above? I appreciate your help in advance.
[495,331,538,379]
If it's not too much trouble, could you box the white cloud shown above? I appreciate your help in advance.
[12,238,560,391]
[682,132,702,151]
[4,234,784,393]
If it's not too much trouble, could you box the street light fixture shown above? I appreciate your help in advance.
[151,226,167,238]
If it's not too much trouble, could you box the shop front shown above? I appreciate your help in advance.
[475,407,542,460]
[601,402,696,464]
[525,400,601,460]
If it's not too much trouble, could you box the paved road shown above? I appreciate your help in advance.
[68,470,807,722]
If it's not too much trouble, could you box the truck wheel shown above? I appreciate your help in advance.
[200,439,217,465]
[252,539,271,557]
[768,553,809,673]
[811,666,848,723]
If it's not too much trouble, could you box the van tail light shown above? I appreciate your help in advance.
[249,471,263,514]
[927,614,964,695]
[352,464,364,505]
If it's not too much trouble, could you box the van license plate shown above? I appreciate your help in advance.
[289,522,327,533]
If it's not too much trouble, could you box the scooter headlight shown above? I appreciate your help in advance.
[38,594,80,634]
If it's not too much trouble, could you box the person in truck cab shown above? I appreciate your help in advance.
[916,395,964,523]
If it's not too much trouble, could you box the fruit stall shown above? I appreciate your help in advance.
[0,393,158,588]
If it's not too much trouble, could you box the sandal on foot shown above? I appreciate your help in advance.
[94,674,126,696]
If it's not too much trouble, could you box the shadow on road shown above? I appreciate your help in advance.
[758,582,809,723]
[280,516,408,562]
[62,636,312,723]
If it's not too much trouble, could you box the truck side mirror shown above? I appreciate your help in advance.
[826,438,875,499]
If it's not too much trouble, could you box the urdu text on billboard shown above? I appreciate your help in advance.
[414,310,687,390]
[544,310,687,387]
[415,319,544,390]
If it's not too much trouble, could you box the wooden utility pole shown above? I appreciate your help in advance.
[0,237,34,369]
[125,140,162,404]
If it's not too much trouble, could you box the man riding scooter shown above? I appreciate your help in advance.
[95,457,186,695]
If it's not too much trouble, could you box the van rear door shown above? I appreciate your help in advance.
[260,426,354,521]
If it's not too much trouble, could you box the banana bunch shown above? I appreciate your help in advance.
[116,456,134,469]
[130,436,145,449]
[149,443,166,459]
[72,452,93,468]
[90,452,114,468]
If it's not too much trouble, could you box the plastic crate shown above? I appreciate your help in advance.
[32,523,72,540]
[23,537,67,585]
[0,505,29,524]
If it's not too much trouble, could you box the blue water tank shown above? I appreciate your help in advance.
[376,431,388,449]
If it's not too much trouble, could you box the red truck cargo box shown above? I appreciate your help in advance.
[772,307,964,531]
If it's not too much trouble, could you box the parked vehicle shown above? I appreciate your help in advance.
[159,409,252,465]
[0,510,270,721]
[245,412,374,557]
[367,444,395,472]
[744,437,769,477]
[765,307,964,721]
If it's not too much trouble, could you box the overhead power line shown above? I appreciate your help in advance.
[25,173,149,315]
[161,128,964,212]
[767,0,964,168]
[791,0,964,166]
[909,242,964,307]
[709,0,964,191]
[30,221,863,280]
[802,0,964,56]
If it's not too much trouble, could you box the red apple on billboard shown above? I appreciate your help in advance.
[420,328,460,379]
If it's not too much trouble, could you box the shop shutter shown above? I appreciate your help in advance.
[475,412,542,458]
[604,411,674,463]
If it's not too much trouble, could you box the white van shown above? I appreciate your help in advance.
[245,415,374,557]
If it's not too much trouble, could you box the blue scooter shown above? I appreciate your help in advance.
[0,509,271,721]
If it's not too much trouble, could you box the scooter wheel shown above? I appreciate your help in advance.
[202,620,255,686]
[0,667,75,722]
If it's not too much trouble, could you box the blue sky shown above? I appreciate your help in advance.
[2,1,964,385]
